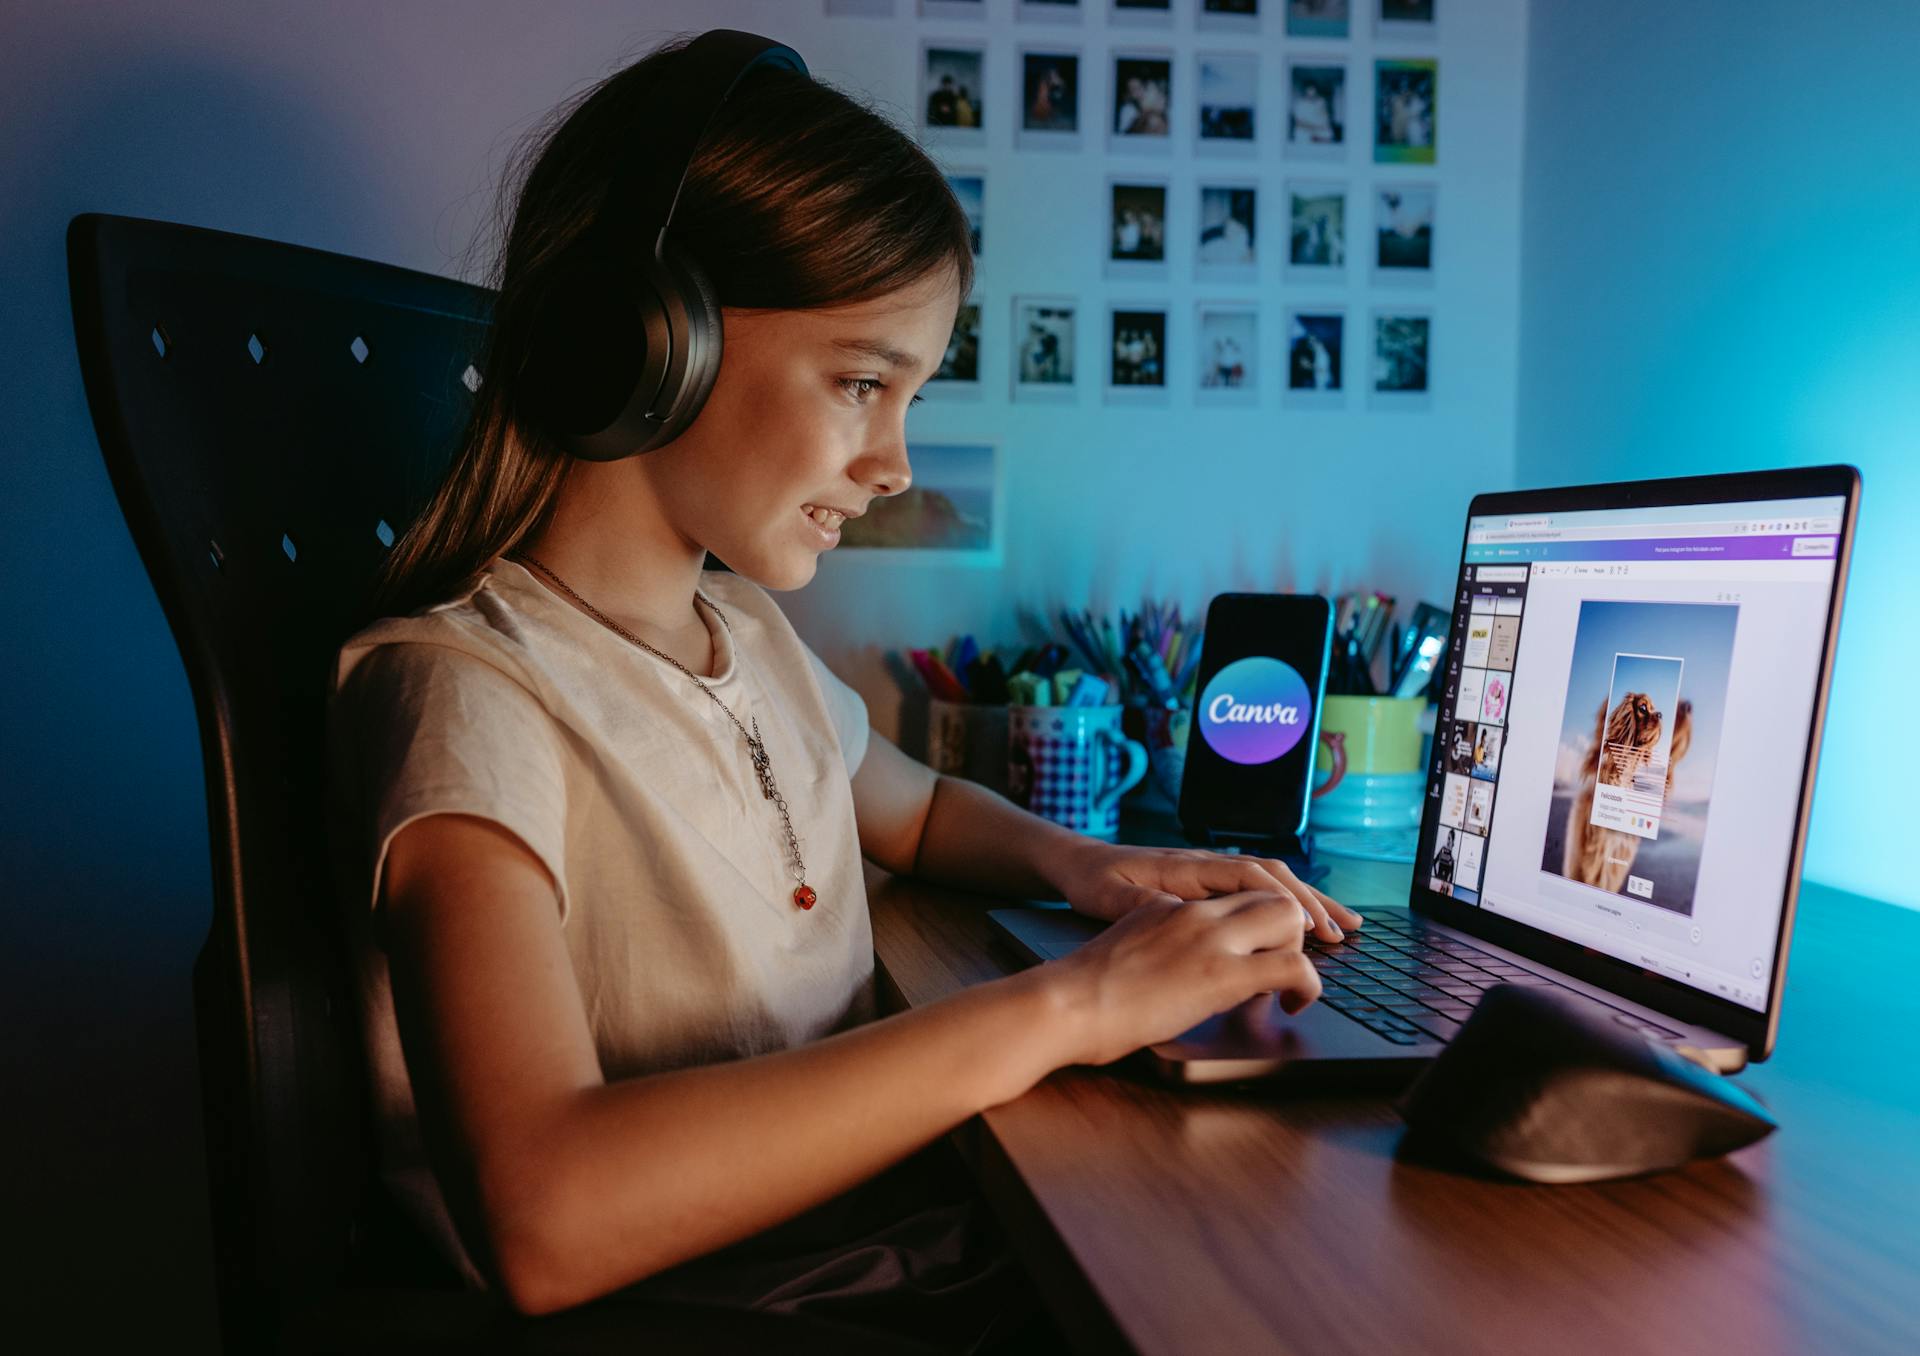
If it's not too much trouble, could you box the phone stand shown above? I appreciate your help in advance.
[1197,827,1330,887]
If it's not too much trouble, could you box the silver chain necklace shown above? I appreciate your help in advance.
[507,550,816,912]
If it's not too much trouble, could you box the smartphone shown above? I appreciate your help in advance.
[1177,593,1334,850]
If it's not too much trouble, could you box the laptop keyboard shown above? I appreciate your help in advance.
[1306,912,1682,1046]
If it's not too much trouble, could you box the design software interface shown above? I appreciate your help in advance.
[1418,495,1846,1013]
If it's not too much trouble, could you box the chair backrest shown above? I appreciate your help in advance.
[66,212,495,1343]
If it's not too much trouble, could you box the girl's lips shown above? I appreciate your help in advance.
[800,505,842,547]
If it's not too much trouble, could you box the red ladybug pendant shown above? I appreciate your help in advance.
[793,884,817,910]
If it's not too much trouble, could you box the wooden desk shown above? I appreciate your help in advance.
[867,846,1920,1356]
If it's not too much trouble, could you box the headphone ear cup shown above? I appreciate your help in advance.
[521,249,658,451]
[645,242,723,448]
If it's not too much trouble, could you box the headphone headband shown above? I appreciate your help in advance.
[523,29,811,461]
[608,30,808,262]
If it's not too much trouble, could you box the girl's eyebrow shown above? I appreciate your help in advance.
[830,338,924,374]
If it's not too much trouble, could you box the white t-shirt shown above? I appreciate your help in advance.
[325,556,880,1287]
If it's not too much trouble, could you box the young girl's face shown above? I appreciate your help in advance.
[646,266,960,590]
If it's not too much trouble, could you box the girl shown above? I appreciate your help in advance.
[327,30,1361,1353]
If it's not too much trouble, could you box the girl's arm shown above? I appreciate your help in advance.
[850,727,1100,901]
[380,808,1073,1317]
[384,733,1328,1317]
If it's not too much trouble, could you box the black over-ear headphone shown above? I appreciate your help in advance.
[520,30,809,462]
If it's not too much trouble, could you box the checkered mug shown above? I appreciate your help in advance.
[1006,704,1150,839]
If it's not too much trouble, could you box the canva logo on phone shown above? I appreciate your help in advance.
[1198,657,1313,765]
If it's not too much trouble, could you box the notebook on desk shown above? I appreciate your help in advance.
[990,465,1860,1087]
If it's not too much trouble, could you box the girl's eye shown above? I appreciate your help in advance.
[838,377,925,406]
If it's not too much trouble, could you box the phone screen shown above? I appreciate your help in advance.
[1177,593,1333,845]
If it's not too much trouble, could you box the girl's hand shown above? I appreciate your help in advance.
[1051,840,1364,944]
[1036,889,1324,1069]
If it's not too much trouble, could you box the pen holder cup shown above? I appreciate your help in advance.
[926,698,1013,798]
[1309,695,1427,832]
[1007,704,1149,840]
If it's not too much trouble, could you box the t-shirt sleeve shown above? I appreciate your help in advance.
[332,639,572,928]
[800,641,871,778]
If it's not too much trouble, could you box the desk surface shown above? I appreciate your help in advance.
[866,836,1920,1356]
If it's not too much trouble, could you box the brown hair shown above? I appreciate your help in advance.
[360,34,974,626]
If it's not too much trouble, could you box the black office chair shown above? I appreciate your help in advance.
[65,213,942,1355]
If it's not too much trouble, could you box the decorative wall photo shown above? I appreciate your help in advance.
[930,301,982,386]
[1107,180,1168,276]
[1287,181,1346,279]
[1196,185,1256,274]
[1375,58,1437,164]
[1288,0,1350,39]
[838,440,1000,562]
[1197,304,1258,402]
[1196,51,1257,152]
[1286,62,1346,159]
[1286,310,1344,395]
[1112,55,1172,143]
[1199,0,1261,32]
[922,46,984,133]
[1109,307,1166,387]
[1021,50,1080,133]
[1376,0,1436,40]
[1375,183,1434,277]
[920,0,985,20]
[946,173,984,257]
[1014,296,1076,400]
[1372,310,1432,407]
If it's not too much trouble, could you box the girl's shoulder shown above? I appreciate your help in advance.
[330,558,546,705]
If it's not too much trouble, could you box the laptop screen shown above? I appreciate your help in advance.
[1418,492,1848,1013]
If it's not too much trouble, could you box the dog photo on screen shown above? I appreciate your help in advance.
[1541,600,1739,915]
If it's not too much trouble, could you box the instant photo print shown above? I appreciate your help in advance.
[1287,0,1351,40]
[1196,50,1258,156]
[1106,305,1168,404]
[1287,180,1347,282]
[1106,178,1169,280]
[1286,61,1347,160]
[1371,309,1432,410]
[1285,308,1345,408]
[1013,295,1078,403]
[1110,52,1173,152]
[922,43,985,145]
[1018,48,1082,150]
[1195,183,1257,283]
[1198,0,1263,35]
[1196,304,1258,406]
[1375,58,1438,164]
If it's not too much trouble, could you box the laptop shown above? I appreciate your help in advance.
[989,465,1860,1086]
